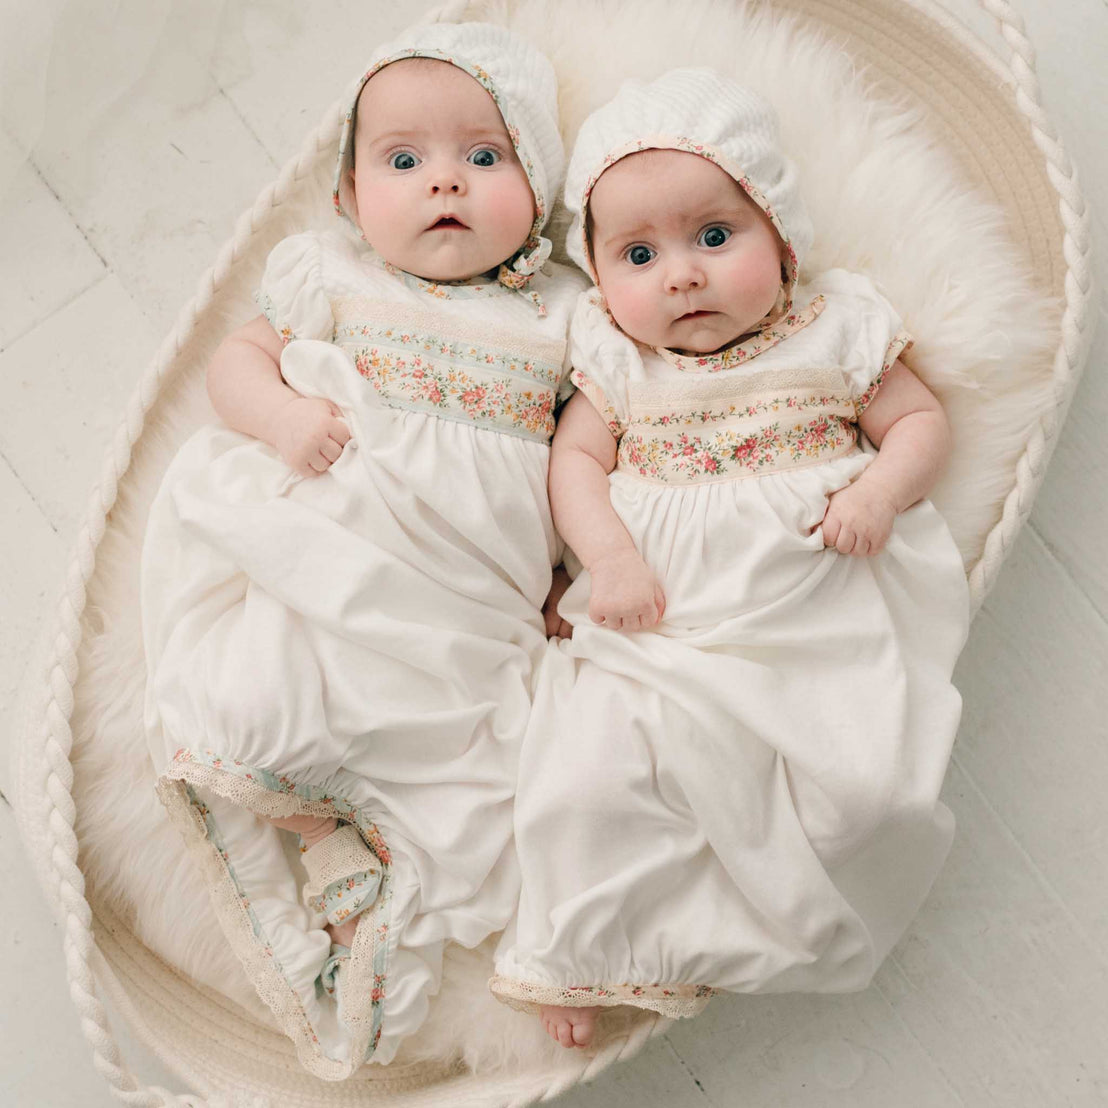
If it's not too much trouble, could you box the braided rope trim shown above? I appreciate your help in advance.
[23,0,1094,1105]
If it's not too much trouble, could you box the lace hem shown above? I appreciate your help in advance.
[487,974,714,1020]
[156,749,395,1079]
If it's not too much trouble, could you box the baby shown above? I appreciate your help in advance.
[490,69,970,1049]
[141,23,584,1077]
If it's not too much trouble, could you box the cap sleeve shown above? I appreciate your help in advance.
[567,289,637,438]
[817,270,913,418]
[253,231,334,344]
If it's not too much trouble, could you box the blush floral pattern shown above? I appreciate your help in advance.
[338,321,560,441]
[620,410,857,483]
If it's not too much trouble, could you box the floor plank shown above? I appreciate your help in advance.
[0,275,156,539]
[952,525,1108,952]
[875,758,1108,1106]
[663,986,963,1107]
[0,149,105,353]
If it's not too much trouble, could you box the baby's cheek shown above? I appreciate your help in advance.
[486,172,535,235]
[598,279,643,333]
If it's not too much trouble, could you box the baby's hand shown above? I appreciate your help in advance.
[542,565,574,640]
[587,550,665,631]
[268,396,351,477]
[820,480,897,556]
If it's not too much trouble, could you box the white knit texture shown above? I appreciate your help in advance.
[564,67,813,278]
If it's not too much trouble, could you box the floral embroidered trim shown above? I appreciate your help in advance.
[158,747,395,1076]
[656,295,826,373]
[619,410,857,484]
[488,974,714,1020]
[334,320,563,387]
[637,390,854,427]
[254,289,293,345]
[311,869,381,925]
[571,367,624,436]
[377,257,512,301]
[855,329,914,416]
[347,344,556,442]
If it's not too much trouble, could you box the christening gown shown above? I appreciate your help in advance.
[142,224,585,1076]
[491,269,970,1017]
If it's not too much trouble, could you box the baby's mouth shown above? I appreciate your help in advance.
[676,309,715,321]
[428,215,468,231]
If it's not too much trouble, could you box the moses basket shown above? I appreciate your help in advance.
[10,0,1094,1105]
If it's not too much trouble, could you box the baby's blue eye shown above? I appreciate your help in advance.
[389,151,420,170]
[468,147,500,167]
[698,226,731,248]
[627,245,655,266]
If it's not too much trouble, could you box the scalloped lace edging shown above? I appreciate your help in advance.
[487,974,713,1020]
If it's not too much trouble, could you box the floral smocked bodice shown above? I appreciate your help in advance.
[569,272,912,486]
[332,297,567,444]
[255,230,584,446]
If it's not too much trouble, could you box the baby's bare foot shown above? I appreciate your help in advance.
[325,916,359,948]
[539,1004,599,1049]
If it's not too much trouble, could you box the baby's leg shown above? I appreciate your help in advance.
[539,1005,601,1049]
[269,814,363,947]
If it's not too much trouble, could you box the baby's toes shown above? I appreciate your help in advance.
[571,1009,597,1048]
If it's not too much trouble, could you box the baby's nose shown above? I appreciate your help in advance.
[666,263,705,292]
[428,165,465,195]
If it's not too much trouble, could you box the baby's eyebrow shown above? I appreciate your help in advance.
[599,222,657,248]
[364,126,510,150]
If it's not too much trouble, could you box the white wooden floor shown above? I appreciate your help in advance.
[2,1,1106,1105]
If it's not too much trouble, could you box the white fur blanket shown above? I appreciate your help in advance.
[64,0,1058,1087]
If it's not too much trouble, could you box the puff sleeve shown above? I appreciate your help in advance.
[814,270,914,419]
[253,231,334,344]
[566,288,640,438]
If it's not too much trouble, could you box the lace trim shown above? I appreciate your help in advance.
[301,823,382,924]
[331,298,566,381]
[628,366,849,410]
[488,975,713,1020]
[156,749,395,1079]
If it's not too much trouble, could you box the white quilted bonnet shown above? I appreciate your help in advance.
[332,21,564,300]
[565,67,814,301]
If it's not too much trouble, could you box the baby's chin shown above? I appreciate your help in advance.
[400,242,521,285]
[665,326,746,356]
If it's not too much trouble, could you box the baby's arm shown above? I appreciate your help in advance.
[206,314,350,477]
[821,361,951,555]
[550,391,665,630]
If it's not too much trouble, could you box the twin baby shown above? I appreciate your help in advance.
[143,21,968,1076]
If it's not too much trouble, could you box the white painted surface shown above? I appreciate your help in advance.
[1,1,1105,1105]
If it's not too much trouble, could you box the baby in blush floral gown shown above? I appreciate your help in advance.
[490,68,969,1050]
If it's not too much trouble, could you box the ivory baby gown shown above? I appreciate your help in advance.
[490,272,970,1017]
[142,223,585,1075]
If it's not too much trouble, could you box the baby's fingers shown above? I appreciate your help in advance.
[319,437,344,464]
[653,583,666,621]
[329,417,352,446]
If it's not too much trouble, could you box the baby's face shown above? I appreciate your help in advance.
[588,149,786,353]
[349,60,535,281]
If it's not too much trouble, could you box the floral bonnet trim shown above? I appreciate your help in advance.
[333,48,551,313]
[576,134,801,309]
